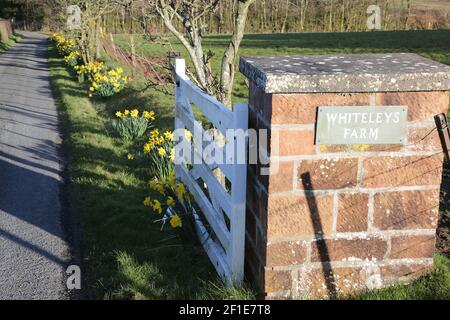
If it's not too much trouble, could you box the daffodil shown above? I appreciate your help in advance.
[152,200,162,214]
[166,196,175,206]
[170,214,182,228]
[164,131,174,141]
[168,172,176,188]
[150,128,159,139]
[149,180,159,190]
[158,148,166,157]
[175,183,186,200]
[156,184,165,195]
[127,153,134,160]
[143,111,155,121]
[143,197,152,207]
[115,111,123,118]
[143,143,153,154]
[130,109,139,118]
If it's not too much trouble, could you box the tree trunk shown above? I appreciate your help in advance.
[281,0,290,33]
[219,0,255,108]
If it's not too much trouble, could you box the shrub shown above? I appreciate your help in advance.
[88,67,128,98]
[52,33,77,55]
[143,127,178,181]
[64,50,81,67]
[74,61,105,83]
[144,171,197,241]
[111,109,155,142]
[143,126,200,243]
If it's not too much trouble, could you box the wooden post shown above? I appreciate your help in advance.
[435,113,450,161]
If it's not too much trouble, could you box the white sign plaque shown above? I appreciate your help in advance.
[316,106,407,145]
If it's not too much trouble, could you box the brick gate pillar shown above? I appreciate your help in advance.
[239,53,450,299]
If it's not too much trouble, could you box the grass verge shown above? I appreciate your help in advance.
[350,254,450,300]
[48,42,255,300]
[0,33,23,53]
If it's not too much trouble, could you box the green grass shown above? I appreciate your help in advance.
[48,30,450,300]
[112,29,450,107]
[0,33,23,53]
[350,254,450,300]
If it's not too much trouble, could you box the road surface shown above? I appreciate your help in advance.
[0,31,70,299]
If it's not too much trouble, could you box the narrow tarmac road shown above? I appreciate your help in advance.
[0,32,70,299]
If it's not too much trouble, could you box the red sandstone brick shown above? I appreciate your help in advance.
[271,129,315,156]
[266,240,308,267]
[337,193,369,233]
[380,263,433,285]
[363,154,443,188]
[267,161,294,193]
[264,269,291,293]
[267,194,334,239]
[373,189,440,230]
[407,126,442,152]
[299,267,365,299]
[271,93,371,124]
[310,237,388,262]
[298,158,359,190]
[390,235,436,259]
[376,91,449,122]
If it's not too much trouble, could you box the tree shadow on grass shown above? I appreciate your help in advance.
[204,30,450,51]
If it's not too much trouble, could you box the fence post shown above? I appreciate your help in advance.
[230,102,248,283]
[174,58,186,183]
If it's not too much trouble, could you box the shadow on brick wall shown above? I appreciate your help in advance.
[301,172,337,297]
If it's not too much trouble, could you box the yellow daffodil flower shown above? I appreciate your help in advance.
[152,200,162,214]
[170,214,182,228]
[175,183,186,200]
[166,196,175,206]
[158,148,166,157]
[164,131,174,141]
[143,197,152,207]
[143,111,156,121]
[130,109,139,118]
[168,172,176,188]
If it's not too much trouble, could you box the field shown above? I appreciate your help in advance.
[49,29,450,299]
[108,29,450,123]
[413,0,450,11]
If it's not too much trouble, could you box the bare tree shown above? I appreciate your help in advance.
[151,0,255,107]
[51,0,118,63]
